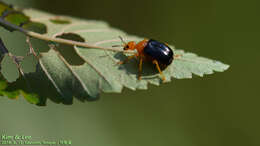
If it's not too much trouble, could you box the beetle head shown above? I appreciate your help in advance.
[123,41,136,50]
[112,36,136,50]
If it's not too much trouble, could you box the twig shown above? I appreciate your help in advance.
[8,53,24,75]
[26,36,38,58]
[8,53,32,91]
[0,18,135,54]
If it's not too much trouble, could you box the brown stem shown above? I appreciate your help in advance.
[0,18,135,54]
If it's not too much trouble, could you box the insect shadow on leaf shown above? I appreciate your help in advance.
[114,52,164,80]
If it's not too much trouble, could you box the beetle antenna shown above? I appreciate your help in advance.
[112,45,123,47]
[118,36,127,45]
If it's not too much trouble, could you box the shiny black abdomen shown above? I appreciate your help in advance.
[143,39,174,66]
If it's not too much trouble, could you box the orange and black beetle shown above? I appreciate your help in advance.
[115,37,174,81]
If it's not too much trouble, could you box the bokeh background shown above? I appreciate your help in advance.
[0,0,259,146]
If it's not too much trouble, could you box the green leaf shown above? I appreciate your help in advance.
[0,73,40,104]
[0,38,39,104]
[0,1,12,15]
[0,5,229,105]
[0,2,28,31]
[4,12,30,26]
[0,1,46,33]
[0,73,19,99]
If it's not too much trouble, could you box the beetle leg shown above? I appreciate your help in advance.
[138,57,143,80]
[153,60,166,82]
[117,54,136,65]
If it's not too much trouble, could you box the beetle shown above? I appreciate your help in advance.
[114,36,175,82]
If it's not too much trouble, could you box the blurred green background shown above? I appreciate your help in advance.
[0,0,259,146]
